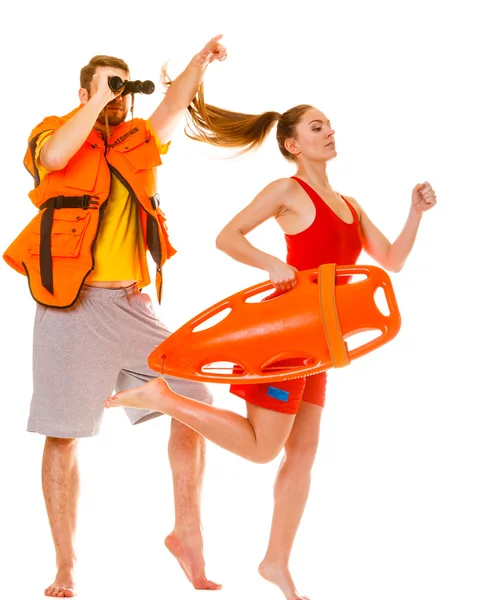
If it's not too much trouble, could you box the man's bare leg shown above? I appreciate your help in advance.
[42,437,79,598]
[259,402,323,600]
[165,419,221,590]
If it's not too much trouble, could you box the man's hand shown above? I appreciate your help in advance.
[196,34,228,67]
[90,71,121,105]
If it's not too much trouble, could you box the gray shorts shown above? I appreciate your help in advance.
[28,283,213,438]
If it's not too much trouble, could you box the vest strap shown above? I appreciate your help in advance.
[39,195,99,294]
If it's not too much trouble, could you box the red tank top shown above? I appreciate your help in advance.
[285,176,362,275]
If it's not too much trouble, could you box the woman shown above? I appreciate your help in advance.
[105,100,436,600]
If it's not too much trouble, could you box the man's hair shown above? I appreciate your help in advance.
[80,55,130,92]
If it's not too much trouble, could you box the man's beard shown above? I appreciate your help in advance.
[96,106,128,127]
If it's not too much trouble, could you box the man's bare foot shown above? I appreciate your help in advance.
[259,559,310,600]
[44,567,77,597]
[104,378,170,411]
[165,532,222,591]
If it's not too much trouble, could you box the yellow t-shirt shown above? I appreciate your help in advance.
[35,121,169,288]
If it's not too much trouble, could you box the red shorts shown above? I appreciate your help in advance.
[229,288,328,414]
[230,370,327,415]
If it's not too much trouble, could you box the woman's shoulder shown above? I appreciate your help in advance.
[341,194,362,218]
[254,177,303,210]
[260,177,303,197]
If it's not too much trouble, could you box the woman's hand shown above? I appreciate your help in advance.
[411,182,437,214]
[268,259,298,292]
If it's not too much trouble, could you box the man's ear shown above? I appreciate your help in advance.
[79,88,89,106]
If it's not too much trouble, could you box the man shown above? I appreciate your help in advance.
[3,35,227,598]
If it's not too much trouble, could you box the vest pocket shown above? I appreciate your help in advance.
[29,212,91,258]
[120,137,162,171]
[64,146,102,191]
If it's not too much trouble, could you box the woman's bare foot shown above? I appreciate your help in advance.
[104,378,171,411]
[165,532,222,591]
[259,559,310,600]
[44,567,77,597]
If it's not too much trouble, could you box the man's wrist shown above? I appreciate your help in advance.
[192,53,210,69]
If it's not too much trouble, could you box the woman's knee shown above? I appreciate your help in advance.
[250,439,286,464]
[284,439,319,469]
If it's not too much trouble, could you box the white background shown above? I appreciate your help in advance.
[1,0,482,598]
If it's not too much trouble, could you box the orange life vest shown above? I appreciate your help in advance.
[3,107,176,308]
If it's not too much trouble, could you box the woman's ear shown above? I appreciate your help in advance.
[284,138,300,156]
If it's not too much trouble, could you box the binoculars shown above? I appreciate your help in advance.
[108,76,155,96]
